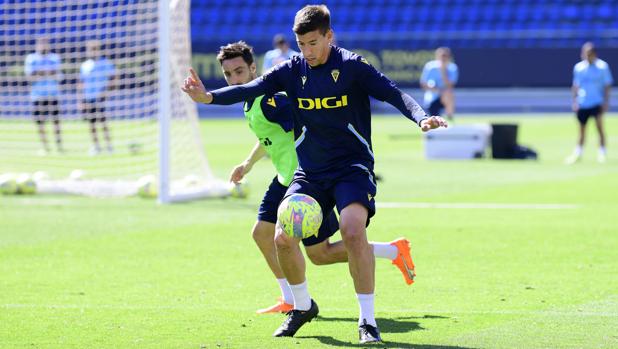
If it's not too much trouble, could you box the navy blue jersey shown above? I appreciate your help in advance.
[211,46,428,176]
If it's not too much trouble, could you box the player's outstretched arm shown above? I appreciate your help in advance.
[181,68,213,104]
[420,116,448,132]
[229,141,267,184]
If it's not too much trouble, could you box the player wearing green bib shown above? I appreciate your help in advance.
[214,42,416,315]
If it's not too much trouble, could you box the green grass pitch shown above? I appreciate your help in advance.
[1,114,617,348]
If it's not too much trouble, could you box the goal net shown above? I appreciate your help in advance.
[0,0,229,202]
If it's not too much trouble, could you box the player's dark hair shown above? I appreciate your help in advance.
[216,41,254,66]
[293,5,331,35]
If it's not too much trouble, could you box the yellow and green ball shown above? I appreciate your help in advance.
[277,194,323,239]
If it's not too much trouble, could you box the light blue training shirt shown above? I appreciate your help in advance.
[80,57,116,100]
[420,60,459,106]
[24,52,62,101]
[262,48,298,73]
[573,58,613,109]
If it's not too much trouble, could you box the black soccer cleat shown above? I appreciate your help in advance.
[359,319,382,344]
[273,299,319,337]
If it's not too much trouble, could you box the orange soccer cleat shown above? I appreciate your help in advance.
[390,238,416,285]
[256,297,294,314]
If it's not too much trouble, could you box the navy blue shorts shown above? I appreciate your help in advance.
[284,164,377,228]
[576,105,602,126]
[258,176,339,246]
[82,98,106,123]
[33,99,60,123]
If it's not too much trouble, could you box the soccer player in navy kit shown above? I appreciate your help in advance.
[182,5,447,344]
[217,41,417,316]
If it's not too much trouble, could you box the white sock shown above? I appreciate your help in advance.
[599,147,607,155]
[289,280,311,311]
[357,293,377,327]
[372,242,398,260]
[574,145,583,156]
[277,278,294,304]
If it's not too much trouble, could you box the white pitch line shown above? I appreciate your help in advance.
[377,202,580,210]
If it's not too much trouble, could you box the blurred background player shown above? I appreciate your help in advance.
[566,42,613,164]
[261,34,298,74]
[24,37,64,155]
[79,40,116,155]
[420,47,459,121]
[215,41,416,314]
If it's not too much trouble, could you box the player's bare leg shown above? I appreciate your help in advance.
[274,228,305,286]
[441,89,455,120]
[339,203,381,343]
[36,120,50,154]
[89,121,101,155]
[305,239,347,265]
[273,225,318,337]
[102,120,113,153]
[253,220,293,314]
[340,203,374,293]
[566,123,586,164]
[306,238,415,285]
[595,115,607,163]
[53,119,63,152]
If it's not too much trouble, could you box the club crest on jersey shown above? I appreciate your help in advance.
[301,76,307,87]
[266,97,276,107]
[331,69,340,83]
[297,95,348,110]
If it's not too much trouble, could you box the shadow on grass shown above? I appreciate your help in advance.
[298,335,476,349]
[316,315,450,334]
[297,315,473,348]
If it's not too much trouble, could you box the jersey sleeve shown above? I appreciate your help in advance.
[450,64,459,84]
[262,51,274,73]
[604,65,613,86]
[351,55,428,125]
[106,60,116,78]
[260,93,294,132]
[210,61,289,105]
[419,63,429,84]
[24,54,34,76]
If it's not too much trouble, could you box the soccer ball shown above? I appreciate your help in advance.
[16,173,36,195]
[228,181,249,198]
[0,174,18,195]
[69,169,86,181]
[277,194,323,239]
[128,141,142,155]
[136,175,157,198]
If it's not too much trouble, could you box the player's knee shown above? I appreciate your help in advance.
[252,224,273,243]
[340,221,362,240]
[306,246,329,265]
[274,228,295,251]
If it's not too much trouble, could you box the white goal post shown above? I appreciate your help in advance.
[0,0,229,202]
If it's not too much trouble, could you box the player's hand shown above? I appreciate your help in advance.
[420,116,448,132]
[572,101,579,112]
[229,163,250,184]
[181,68,213,104]
[602,103,609,114]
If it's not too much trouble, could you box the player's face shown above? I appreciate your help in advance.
[221,57,256,86]
[436,49,450,62]
[582,48,596,63]
[295,29,333,67]
[36,39,50,54]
